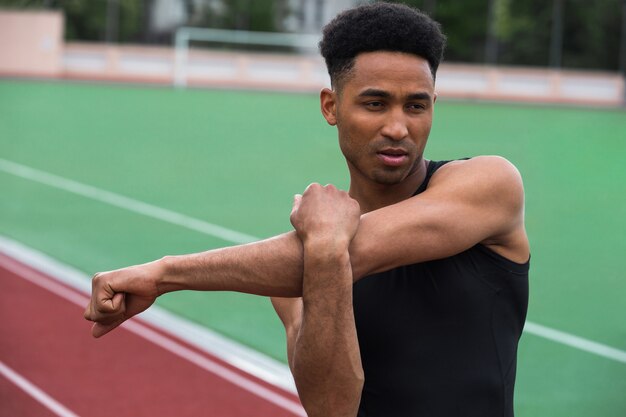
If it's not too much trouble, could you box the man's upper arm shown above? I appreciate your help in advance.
[349,156,527,279]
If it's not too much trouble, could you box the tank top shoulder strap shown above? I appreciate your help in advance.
[413,159,460,195]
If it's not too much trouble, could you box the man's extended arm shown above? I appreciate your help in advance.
[85,156,528,337]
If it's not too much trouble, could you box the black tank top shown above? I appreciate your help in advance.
[353,159,529,417]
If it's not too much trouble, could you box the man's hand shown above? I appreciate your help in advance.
[290,183,360,248]
[83,260,164,338]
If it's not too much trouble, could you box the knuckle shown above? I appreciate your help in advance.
[92,272,103,286]
[95,303,112,314]
[96,299,123,315]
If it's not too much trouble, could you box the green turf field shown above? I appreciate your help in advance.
[1,80,625,416]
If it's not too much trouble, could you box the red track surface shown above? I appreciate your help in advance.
[0,253,304,417]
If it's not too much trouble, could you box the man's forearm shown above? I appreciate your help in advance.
[157,220,381,298]
[86,228,351,337]
[158,232,306,297]
[292,240,363,417]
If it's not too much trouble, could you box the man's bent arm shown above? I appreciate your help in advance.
[289,186,363,417]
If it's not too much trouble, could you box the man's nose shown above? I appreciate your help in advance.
[380,110,409,141]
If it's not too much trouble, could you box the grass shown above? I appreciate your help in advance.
[1,79,625,416]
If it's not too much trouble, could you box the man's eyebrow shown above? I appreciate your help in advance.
[358,88,391,98]
[357,89,432,101]
[406,92,432,101]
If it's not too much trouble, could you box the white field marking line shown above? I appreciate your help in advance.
[0,235,297,394]
[523,322,626,364]
[0,158,258,245]
[2,160,626,365]
[0,257,305,416]
[0,360,81,417]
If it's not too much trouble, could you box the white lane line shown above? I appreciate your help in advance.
[123,321,305,416]
[2,160,626,366]
[0,360,81,417]
[0,158,258,245]
[0,256,305,416]
[524,322,626,364]
[0,235,297,394]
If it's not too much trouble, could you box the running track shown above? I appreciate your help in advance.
[0,251,305,417]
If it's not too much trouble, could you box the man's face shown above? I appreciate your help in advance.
[322,51,436,186]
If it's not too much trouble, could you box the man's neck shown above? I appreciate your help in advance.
[349,159,429,213]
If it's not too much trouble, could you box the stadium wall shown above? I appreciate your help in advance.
[0,10,63,78]
[1,10,624,107]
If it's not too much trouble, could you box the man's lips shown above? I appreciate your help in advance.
[377,148,409,166]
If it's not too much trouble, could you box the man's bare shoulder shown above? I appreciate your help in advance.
[431,155,522,182]
[427,155,524,207]
[425,156,528,262]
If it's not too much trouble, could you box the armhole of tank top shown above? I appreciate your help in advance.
[473,244,530,275]
[414,157,473,196]
[414,159,454,195]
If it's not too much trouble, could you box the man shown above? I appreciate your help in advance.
[85,3,529,417]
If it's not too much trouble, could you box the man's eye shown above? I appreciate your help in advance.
[407,104,425,111]
[365,102,384,109]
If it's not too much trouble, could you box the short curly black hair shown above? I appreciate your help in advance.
[319,2,446,88]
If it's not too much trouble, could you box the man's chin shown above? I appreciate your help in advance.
[370,170,408,185]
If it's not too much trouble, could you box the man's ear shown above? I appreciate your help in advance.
[320,88,337,126]
[433,92,438,104]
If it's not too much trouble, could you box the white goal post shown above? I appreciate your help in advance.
[173,27,320,87]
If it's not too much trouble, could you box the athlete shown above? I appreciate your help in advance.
[84,3,530,417]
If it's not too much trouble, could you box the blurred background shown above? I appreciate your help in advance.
[1,0,625,70]
[1,1,625,417]
[0,0,625,103]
